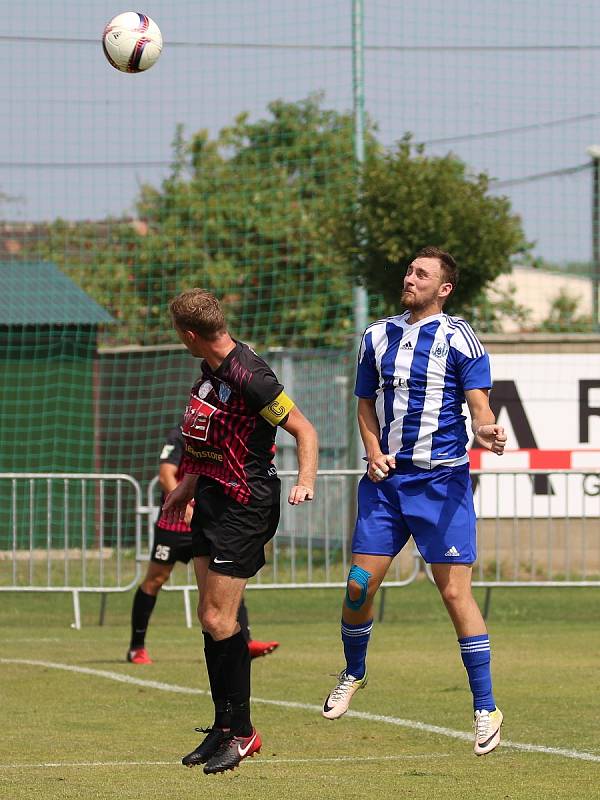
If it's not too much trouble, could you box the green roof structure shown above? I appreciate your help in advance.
[0,261,115,325]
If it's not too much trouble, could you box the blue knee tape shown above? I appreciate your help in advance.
[345,565,372,610]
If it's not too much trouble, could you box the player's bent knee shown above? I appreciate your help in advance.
[345,564,372,610]
[199,609,218,636]
[200,608,235,639]
[141,577,164,595]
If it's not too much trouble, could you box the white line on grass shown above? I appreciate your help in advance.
[2,658,599,764]
[1,638,61,644]
[0,754,450,770]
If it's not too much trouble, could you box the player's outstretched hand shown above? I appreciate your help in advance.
[288,485,314,505]
[475,424,507,455]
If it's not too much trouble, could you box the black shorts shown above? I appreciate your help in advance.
[190,479,281,579]
[150,525,193,565]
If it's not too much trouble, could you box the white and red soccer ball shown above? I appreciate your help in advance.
[102,11,163,73]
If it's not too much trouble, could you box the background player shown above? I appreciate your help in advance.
[163,289,319,775]
[322,246,506,756]
[127,421,279,664]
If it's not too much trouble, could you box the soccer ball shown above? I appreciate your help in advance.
[102,11,163,73]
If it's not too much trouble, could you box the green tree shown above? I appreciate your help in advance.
[132,95,369,346]
[343,137,530,318]
[28,96,367,347]
[27,101,530,346]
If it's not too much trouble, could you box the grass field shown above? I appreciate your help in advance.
[1,580,599,799]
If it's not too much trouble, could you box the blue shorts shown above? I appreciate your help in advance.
[352,463,476,564]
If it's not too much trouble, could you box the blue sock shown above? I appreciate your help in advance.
[458,634,496,712]
[341,618,373,679]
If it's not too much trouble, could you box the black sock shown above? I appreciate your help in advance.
[209,630,252,737]
[237,599,251,643]
[224,630,253,736]
[129,587,157,649]
[203,631,231,729]
[230,700,252,738]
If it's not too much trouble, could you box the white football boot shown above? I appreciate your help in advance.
[474,707,503,755]
[322,669,368,719]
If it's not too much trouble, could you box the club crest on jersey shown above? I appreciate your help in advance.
[431,341,449,359]
[197,381,213,400]
[218,383,232,403]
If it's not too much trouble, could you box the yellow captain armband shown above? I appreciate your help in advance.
[259,391,295,426]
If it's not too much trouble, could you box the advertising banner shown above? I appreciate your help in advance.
[470,354,600,518]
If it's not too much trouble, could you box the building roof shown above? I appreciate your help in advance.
[0,261,115,325]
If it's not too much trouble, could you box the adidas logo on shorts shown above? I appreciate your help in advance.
[444,545,460,557]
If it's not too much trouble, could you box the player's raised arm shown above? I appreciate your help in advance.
[280,406,319,504]
[465,388,507,456]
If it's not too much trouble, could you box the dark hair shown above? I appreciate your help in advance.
[414,246,459,296]
[169,289,227,340]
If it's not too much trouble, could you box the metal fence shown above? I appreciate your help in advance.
[470,470,600,585]
[0,473,143,628]
[150,468,600,625]
[1,469,599,627]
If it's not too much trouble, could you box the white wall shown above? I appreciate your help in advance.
[492,266,592,331]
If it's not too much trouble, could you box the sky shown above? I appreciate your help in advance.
[1,0,600,263]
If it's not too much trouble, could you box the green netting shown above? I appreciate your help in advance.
[0,0,599,534]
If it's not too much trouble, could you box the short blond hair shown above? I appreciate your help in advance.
[169,289,227,340]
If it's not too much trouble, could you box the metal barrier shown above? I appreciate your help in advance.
[424,469,600,615]
[475,469,600,584]
[149,468,600,625]
[2,468,598,628]
[0,473,144,628]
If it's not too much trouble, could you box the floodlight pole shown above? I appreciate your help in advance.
[587,145,600,332]
[352,0,368,468]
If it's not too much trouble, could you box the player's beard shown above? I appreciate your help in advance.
[401,289,420,310]
[401,288,439,315]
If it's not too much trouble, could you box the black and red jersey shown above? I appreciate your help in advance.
[181,341,294,505]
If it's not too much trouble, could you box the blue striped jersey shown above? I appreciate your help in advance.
[355,312,491,470]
